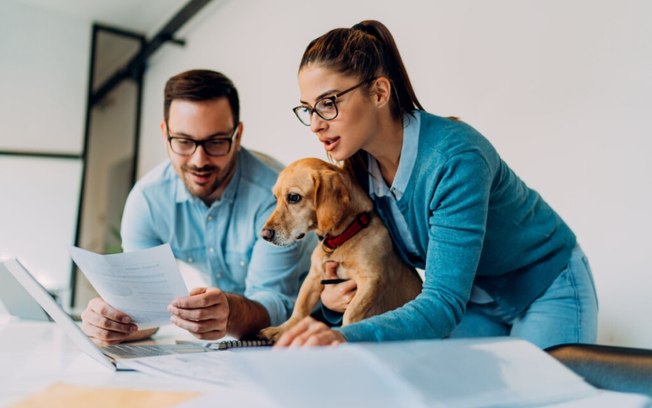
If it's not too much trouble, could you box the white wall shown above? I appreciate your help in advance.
[0,156,82,291]
[0,1,88,154]
[2,0,649,347]
[137,0,652,348]
[1,2,151,312]
[0,1,89,300]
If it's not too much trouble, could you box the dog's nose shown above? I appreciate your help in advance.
[260,228,275,241]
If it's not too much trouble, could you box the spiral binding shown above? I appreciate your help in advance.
[206,339,274,350]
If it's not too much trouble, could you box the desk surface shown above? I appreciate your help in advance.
[2,321,651,408]
[0,321,273,408]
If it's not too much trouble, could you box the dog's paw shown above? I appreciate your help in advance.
[258,325,285,342]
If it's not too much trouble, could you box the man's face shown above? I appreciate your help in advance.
[161,97,241,204]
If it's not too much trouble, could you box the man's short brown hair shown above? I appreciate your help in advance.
[163,69,239,126]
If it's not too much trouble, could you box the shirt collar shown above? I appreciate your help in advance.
[368,111,421,200]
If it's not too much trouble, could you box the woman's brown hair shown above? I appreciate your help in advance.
[299,20,423,186]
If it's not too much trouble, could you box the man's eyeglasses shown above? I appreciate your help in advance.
[292,78,376,126]
[167,127,238,157]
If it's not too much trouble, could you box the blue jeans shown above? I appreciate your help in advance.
[450,245,599,349]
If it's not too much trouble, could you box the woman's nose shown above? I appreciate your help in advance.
[310,112,327,133]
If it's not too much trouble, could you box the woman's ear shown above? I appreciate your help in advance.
[371,76,392,108]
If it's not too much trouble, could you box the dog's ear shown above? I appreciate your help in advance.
[313,169,351,233]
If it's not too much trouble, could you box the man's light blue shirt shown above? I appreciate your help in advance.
[120,148,315,326]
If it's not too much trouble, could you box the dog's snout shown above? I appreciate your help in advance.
[261,228,275,241]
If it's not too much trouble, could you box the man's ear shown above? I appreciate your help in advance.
[160,119,167,142]
[234,122,243,152]
[372,76,392,108]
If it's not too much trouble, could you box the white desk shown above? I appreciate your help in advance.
[0,321,274,408]
[2,321,651,408]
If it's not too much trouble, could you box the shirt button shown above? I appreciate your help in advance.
[187,257,193,263]
[216,273,222,279]
[207,215,213,221]
[208,248,214,253]
[239,260,245,267]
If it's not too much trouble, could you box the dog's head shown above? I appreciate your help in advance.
[261,158,351,246]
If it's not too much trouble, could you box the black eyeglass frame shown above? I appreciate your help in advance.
[292,77,377,126]
[167,126,239,157]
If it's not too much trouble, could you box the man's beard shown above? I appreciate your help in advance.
[182,160,236,202]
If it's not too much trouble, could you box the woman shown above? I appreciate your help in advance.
[277,20,598,349]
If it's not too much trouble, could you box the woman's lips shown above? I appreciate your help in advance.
[321,136,341,151]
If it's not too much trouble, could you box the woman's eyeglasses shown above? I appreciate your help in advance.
[292,78,376,126]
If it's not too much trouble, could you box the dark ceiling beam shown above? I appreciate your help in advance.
[90,0,213,106]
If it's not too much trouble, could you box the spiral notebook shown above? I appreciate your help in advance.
[2,258,272,372]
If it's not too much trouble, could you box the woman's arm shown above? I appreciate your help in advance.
[339,151,493,342]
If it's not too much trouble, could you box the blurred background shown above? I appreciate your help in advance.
[1,0,650,348]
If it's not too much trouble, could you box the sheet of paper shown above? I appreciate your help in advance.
[120,347,419,407]
[119,352,281,408]
[358,337,597,407]
[120,337,605,408]
[120,351,247,388]
[69,244,188,328]
[548,390,652,408]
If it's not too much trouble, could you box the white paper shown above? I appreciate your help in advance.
[548,390,652,408]
[120,351,246,387]
[69,244,188,328]
[118,338,614,408]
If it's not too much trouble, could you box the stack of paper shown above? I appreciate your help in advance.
[119,337,640,407]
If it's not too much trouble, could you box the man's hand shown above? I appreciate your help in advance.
[168,287,230,340]
[81,297,156,346]
[320,261,357,313]
[275,316,347,347]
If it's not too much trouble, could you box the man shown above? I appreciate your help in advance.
[81,69,315,345]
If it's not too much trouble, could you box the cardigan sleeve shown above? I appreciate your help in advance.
[338,150,493,341]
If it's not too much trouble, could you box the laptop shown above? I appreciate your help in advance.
[1,258,271,371]
[0,261,50,322]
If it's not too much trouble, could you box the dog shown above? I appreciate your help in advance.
[258,157,422,341]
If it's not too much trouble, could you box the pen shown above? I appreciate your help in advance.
[320,278,351,285]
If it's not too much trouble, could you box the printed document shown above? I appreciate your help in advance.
[120,338,606,408]
[69,244,188,328]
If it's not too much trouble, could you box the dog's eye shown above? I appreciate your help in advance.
[287,193,302,204]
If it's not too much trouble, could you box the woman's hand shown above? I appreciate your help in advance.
[275,316,347,347]
[320,261,357,313]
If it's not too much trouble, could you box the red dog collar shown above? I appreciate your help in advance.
[322,212,372,253]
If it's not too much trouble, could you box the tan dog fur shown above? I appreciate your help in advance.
[259,158,422,341]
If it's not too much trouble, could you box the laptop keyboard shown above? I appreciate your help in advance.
[104,338,273,359]
[103,343,204,358]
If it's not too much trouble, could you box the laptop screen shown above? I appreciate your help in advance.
[2,258,117,370]
[0,260,50,322]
